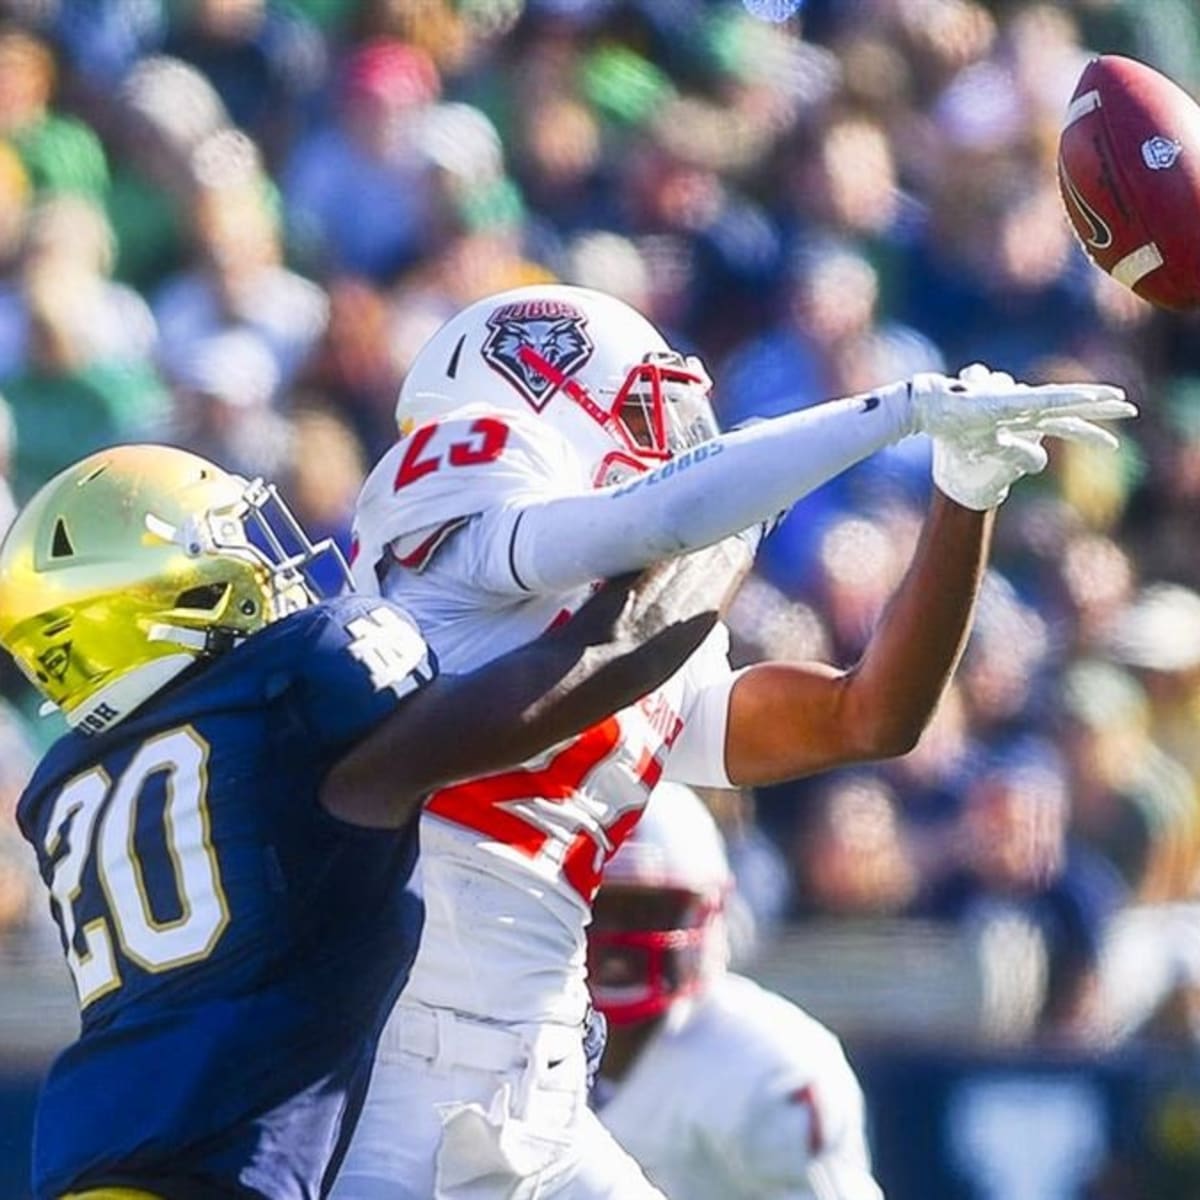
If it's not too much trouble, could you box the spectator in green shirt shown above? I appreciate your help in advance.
[0,28,108,199]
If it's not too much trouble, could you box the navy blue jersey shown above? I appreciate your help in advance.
[16,594,436,1200]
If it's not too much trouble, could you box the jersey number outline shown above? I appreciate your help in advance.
[426,711,676,902]
[393,417,510,490]
[42,726,230,1009]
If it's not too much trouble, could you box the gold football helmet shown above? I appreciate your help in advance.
[0,444,347,734]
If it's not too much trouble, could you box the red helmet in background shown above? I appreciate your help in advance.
[588,783,732,1026]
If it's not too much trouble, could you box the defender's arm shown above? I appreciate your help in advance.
[321,540,751,828]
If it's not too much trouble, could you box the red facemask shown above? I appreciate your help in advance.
[587,895,719,1026]
[514,346,717,487]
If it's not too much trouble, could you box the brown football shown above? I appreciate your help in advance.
[1058,55,1200,310]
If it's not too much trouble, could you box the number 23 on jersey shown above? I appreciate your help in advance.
[392,417,509,489]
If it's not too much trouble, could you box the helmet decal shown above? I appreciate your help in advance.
[481,299,594,410]
[38,643,70,683]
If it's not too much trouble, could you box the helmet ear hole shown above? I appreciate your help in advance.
[175,583,230,612]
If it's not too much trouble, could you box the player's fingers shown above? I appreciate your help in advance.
[1022,381,1128,404]
[992,398,1137,428]
[994,429,1049,474]
[980,383,1129,415]
[958,362,1016,389]
[958,362,992,383]
[995,426,1044,446]
[1033,416,1122,451]
[569,573,638,638]
[997,383,1134,420]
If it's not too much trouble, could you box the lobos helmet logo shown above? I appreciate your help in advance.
[481,300,594,410]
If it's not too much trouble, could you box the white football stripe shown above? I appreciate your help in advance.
[1111,242,1165,287]
[1064,89,1102,128]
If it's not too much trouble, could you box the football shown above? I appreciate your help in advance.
[1058,54,1200,310]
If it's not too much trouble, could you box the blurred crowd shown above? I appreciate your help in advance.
[0,0,1198,1058]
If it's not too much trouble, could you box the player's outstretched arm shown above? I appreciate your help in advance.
[722,492,990,785]
[321,540,752,827]
[717,367,1136,785]
[505,370,1132,593]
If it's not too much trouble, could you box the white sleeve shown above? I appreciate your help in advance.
[351,407,590,596]
[663,625,743,789]
[510,389,913,593]
[427,502,549,599]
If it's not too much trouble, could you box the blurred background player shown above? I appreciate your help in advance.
[0,443,730,1200]
[337,283,1131,1197]
[590,782,882,1200]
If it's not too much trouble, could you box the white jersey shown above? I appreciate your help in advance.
[597,974,884,1200]
[352,408,739,1027]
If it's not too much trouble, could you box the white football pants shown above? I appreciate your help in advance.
[331,1001,665,1200]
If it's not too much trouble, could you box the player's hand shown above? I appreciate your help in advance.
[906,363,1134,442]
[906,363,1136,510]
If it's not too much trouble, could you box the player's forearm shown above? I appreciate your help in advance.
[724,494,991,785]
[443,543,751,773]
[321,554,747,827]
[511,391,912,592]
[841,492,992,755]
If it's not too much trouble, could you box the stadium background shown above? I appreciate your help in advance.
[0,0,1198,1195]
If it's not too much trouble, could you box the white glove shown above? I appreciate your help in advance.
[902,363,1136,510]
[931,424,1049,510]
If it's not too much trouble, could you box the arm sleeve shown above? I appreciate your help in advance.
[350,407,592,596]
[510,390,913,593]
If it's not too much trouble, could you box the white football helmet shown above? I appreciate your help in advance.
[589,782,732,1025]
[396,284,719,487]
